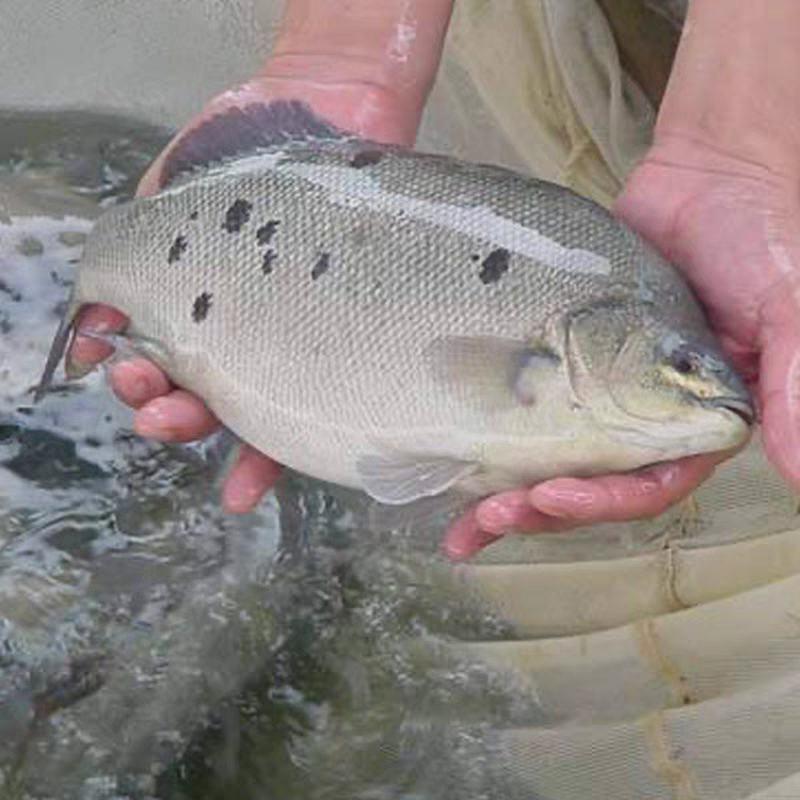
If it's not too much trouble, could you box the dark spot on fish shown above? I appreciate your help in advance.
[158,100,343,188]
[256,220,280,245]
[192,292,212,322]
[479,248,510,284]
[470,254,480,262]
[168,234,187,263]
[350,150,383,168]
[189,210,199,221]
[311,252,331,280]
[262,250,277,275]
[223,199,252,233]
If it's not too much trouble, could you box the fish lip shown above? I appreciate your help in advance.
[702,396,756,426]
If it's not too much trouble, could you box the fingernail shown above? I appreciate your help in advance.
[134,402,173,438]
[533,489,595,518]
[442,535,483,562]
[80,317,115,334]
[476,498,527,534]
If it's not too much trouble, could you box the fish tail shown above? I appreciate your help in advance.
[33,288,84,403]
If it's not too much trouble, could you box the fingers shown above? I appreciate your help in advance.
[132,390,221,443]
[441,508,500,562]
[111,359,280,510]
[442,453,725,562]
[70,304,128,370]
[442,491,581,563]
[221,445,283,514]
[529,454,722,522]
[474,490,575,536]
[109,358,172,408]
[442,500,573,562]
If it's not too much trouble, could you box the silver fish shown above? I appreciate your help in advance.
[37,101,753,509]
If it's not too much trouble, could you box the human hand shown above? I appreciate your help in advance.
[443,139,781,560]
[444,0,800,558]
[445,130,800,561]
[68,0,454,512]
[618,140,800,487]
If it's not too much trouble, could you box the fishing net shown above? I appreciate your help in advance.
[3,1,799,799]
[450,440,800,799]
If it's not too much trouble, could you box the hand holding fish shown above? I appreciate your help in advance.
[446,0,800,558]
[67,0,455,513]
[53,0,800,562]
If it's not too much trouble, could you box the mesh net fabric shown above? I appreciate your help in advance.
[448,441,800,799]
[425,0,669,207]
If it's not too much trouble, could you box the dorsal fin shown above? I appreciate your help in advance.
[159,99,345,188]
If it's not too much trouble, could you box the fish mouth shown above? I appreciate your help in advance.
[702,396,756,426]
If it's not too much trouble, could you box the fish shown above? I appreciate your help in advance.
[35,99,753,511]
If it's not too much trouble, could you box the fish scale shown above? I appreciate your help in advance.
[37,103,752,508]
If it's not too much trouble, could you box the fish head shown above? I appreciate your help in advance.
[564,300,754,459]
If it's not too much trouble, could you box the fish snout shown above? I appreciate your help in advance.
[701,395,756,426]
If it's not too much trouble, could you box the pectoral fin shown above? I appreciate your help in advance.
[425,335,560,409]
[356,453,479,505]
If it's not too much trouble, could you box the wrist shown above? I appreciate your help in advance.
[260,0,453,144]
[655,0,800,178]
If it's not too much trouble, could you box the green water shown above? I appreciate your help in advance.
[0,111,537,800]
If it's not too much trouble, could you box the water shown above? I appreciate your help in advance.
[0,111,535,800]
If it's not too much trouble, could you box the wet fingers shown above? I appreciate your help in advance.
[109,358,172,409]
[221,444,282,513]
[529,454,721,523]
[69,304,129,371]
[133,389,221,442]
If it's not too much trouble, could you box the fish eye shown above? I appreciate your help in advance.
[667,346,700,375]
[671,354,695,374]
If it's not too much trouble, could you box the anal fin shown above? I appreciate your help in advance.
[356,453,479,505]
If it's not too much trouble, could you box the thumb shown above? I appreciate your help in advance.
[613,160,686,258]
